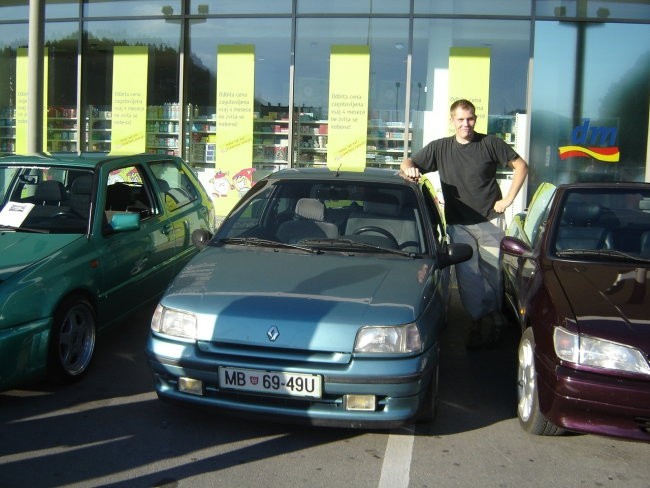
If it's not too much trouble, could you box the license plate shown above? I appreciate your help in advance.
[218,367,322,398]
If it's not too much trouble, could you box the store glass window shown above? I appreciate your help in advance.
[0,23,28,155]
[414,0,531,16]
[190,0,292,14]
[529,21,650,190]
[186,17,291,172]
[84,0,182,17]
[0,1,28,21]
[82,19,181,154]
[294,17,410,167]
[46,22,78,153]
[535,0,650,20]
[297,0,409,14]
[411,19,530,151]
[46,0,79,19]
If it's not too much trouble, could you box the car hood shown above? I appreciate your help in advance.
[0,232,83,281]
[162,247,436,351]
[553,261,650,347]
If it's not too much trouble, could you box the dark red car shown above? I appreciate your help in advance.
[500,181,650,442]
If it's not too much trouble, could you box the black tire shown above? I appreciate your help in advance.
[517,327,564,436]
[416,362,439,424]
[48,295,96,383]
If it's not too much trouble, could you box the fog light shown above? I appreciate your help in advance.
[178,377,203,396]
[344,394,376,411]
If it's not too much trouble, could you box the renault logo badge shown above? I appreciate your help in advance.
[267,326,280,342]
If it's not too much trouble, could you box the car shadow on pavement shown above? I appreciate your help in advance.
[416,287,520,436]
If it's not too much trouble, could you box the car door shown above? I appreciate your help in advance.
[93,160,177,322]
[146,158,212,273]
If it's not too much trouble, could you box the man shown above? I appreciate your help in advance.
[401,99,528,349]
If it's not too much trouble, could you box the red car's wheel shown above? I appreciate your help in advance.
[517,327,564,436]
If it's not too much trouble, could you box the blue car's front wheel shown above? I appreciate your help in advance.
[48,295,97,382]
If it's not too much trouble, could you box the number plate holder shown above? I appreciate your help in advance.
[218,367,322,398]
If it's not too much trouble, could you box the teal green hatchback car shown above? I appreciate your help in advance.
[0,153,215,391]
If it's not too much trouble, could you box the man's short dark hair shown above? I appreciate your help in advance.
[450,99,476,115]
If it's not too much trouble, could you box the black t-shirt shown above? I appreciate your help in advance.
[411,133,519,225]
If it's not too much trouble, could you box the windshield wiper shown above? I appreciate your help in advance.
[556,248,650,263]
[217,237,321,254]
[0,224,49,234]
[302,238,418,258]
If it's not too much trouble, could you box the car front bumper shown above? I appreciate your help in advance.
[0,317,51,391]
[538,361,650,441]
[146,333,437,429]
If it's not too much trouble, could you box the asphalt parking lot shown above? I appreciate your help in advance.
[1,289,649,488]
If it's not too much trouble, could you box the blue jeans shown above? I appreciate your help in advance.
[448,217,505,321]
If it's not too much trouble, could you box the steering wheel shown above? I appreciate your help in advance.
[352,226,399,248]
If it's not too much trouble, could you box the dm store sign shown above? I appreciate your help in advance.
[558,119,619,162]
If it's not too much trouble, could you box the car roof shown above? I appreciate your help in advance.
[0,152,180,170]
[264,167,413,186]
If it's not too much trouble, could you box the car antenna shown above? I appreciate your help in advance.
[335,163,342,177]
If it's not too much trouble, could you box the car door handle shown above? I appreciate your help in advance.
[161,223,173,235]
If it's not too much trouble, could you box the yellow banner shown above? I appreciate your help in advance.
[448,47,490,134]
[214,44,255,218]
[110,46,148,155]
[16,47,48,154]
[327,45,370,171]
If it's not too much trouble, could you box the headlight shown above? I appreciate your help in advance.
[151,303,197,340]
[554,326,650,376]
[354,323,422,353]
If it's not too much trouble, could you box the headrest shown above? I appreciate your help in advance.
[35,180,65,202]
[562,202,601,226]
[364,201,400,216]
[157,179,171,192]
[295,198,325,221]
[70,175,93,195]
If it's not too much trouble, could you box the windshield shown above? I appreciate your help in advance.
[215,178,429,254]
[552,187,650,262]
[0,164,94,234]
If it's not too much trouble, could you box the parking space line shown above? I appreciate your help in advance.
[378,426,414,488]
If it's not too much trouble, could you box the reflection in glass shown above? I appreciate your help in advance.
[186,18,291,168]
[530,21,650,189]
[411,19,530,152]
[46,22,78,153]
[190,0,291,14]
[82,19,181,154]
[295,17,410,167]
[84,1,182,17]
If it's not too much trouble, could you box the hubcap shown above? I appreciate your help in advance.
[517,338,536,422]
[59,304,96,376]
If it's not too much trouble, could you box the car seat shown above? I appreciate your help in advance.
[276,198,339,243]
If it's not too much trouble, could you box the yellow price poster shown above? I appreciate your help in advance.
[110,46,148,155]
[327,45,370,171]
[16,47,48,154]
[214,44,255,218]
[448,47,491,134]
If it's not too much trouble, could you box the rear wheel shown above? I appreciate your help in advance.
[48,295,96,383]
[517,327,564,436]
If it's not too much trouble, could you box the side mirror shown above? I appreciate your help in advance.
[438,242,473,268]
[109,212,140,233]
[500,236,533,258]
[192,228,213,250]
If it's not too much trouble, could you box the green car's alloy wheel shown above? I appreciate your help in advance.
[48,295,97,381]
[517,327,564,436]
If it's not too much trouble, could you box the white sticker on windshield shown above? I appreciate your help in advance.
[0,201,35,227]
